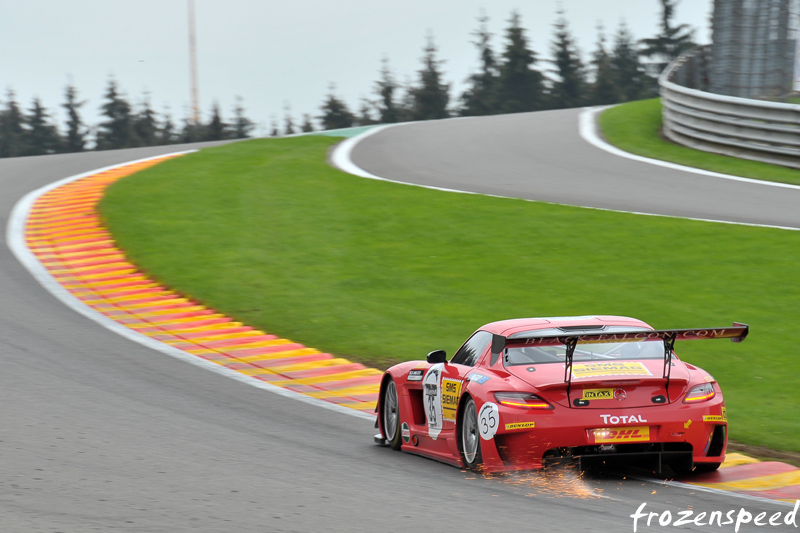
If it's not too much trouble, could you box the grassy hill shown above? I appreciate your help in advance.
[99,108,800,453]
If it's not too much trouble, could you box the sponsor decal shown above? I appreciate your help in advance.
[594,426,650,443]
[722,406,727,420]
[505,421,536,431]
[600,414,648,425]
[407,369,425,382]
[468,372,491,384]
[422,364,444,440]
[522,328,739,346]
[581,388,614,400]
[478,402,500,440]
[572,361,652,379]
[703,415,727,422]
[401,422,411,443]
[441,379,462,421]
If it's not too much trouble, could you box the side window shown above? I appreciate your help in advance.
[450,331,493,367]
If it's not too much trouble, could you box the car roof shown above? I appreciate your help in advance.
[480,315,652,337]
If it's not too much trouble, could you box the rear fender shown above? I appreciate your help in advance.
[456,394,505,471]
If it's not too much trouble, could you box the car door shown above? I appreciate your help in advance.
[441,331,493,431]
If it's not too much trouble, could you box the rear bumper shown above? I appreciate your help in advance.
[478,399,727,472]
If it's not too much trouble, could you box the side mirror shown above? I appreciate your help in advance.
[426,349,447,364]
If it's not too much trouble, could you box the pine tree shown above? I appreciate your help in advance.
[180,114,205,143]
[301,114,315,133]
[232,97,255,139]
[23,98,61,156]
[549,10,587,109]
[409,35,450,121]
[159,107,178,145]
[207,102,228,140]
[62,84,86,153]
[284,114,296,135]
[319,86,355,130]
[0,90,26,158]
[134,94,159,146]
[96,79,139,150]
[460,12,500,116]
[611,22,650,102]
[640,0,696,75]
[396,78,417,123]
[283,103,295,135]
[589,25,619,105]
[356,98,377,126]
[496,11,546,113]
[374,57,400,124]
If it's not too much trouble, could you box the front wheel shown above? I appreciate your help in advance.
[460,397,483,469]
[382,378,402,450]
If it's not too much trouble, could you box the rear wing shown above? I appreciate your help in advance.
[490,323,748,393]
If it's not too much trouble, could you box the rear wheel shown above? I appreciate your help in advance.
[460,397,483,469]
[382,379,402,450]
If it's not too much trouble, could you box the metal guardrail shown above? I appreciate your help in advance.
[659,46,800,170]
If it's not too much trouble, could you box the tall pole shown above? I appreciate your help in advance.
[188,0,200,124]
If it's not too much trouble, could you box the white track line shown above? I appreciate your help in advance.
[6,151,374,422]
[332,123,479,194]
[579,105,800,191]
[332,115,799,232]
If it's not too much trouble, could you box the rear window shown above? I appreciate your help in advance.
[505,341,664,366]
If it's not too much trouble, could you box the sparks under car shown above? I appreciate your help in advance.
[375,316,748,474]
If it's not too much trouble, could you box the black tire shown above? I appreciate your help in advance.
[460,397,483,469]
[382,378,402,450]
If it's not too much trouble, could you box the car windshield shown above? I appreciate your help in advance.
[505,341,665,366]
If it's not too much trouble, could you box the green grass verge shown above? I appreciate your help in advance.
[599,98,800,186]
[100,135,800,452]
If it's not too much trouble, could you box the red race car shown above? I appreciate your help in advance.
[375,315,748,474]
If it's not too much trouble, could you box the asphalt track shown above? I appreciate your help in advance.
[0,117,795,532]
[349,108,800,230]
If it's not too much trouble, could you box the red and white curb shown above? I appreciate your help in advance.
[7,152,378,421]
[670,453,800,505]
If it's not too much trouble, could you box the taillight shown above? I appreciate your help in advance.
[494,392,553,410]
[683,383,716,403]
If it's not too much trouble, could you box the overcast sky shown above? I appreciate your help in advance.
[0,0,713,136]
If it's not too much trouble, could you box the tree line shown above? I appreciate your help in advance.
[316,1,695,130]
[0,80,255,159]
[1,1,695,156]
